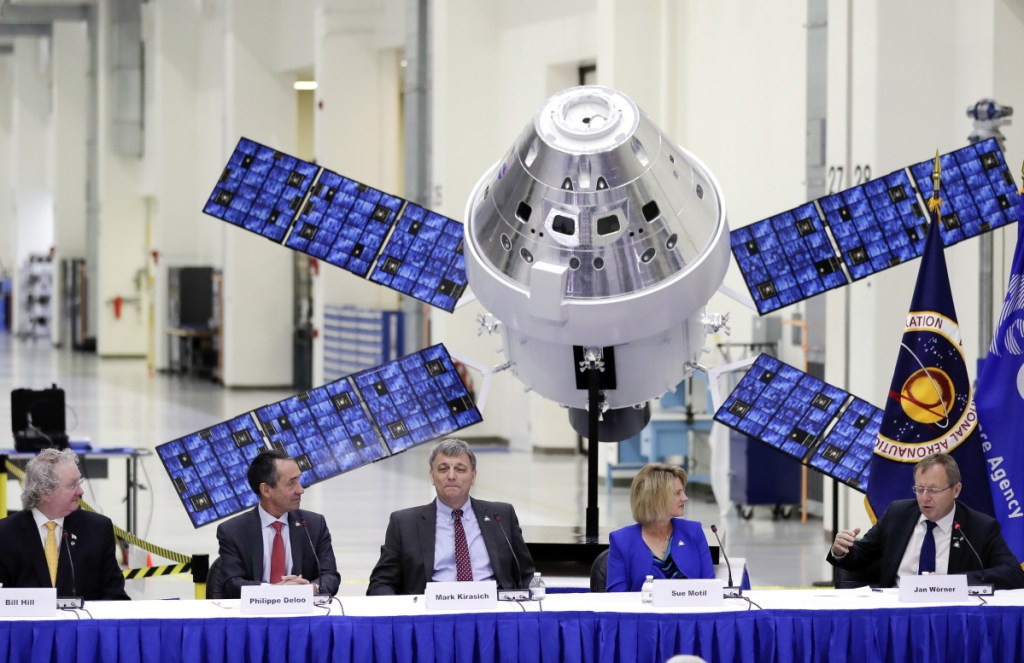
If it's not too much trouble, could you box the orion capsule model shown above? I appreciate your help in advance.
[463,86,730,440]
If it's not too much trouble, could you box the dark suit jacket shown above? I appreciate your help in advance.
[827,499,1024,590]
[366,498,535,595]
[215,507,340,598]
[606,518,715,592]
[0,509,129,600]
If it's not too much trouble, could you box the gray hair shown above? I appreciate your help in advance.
[22,448,79,510]
[915,453,961,486]
[428,438,476,470]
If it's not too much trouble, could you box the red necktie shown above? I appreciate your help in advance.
[270,522,285,584]
[453,509,472,581]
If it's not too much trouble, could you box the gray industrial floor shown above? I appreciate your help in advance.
[0,332,834,598]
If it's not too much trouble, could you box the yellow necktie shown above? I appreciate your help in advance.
[44,521,59,587]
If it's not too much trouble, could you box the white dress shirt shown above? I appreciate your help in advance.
[32,508,66,549]
[897,508,955,584]
[257,505,293,583]
[432,497,495,582]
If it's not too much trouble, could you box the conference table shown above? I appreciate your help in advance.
[3,588,1023,662]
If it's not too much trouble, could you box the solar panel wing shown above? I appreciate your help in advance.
[254,381,390,486]
[909,138,1020,246]
[203,139,468,311]
[369,204,468,313]
[819,170,928,280]
[730,202,846,314]
[157,343,481,527]
[203,138,318,243]
[713,353,884,491]
[156,414,267,527]
[732,141,1019,314]
[284,169,404,277]
[807,397,880,490]
[351,343,482,454]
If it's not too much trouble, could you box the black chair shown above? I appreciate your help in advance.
[206,557,226,600]
[590,549,609,592]
[834,560,881,589]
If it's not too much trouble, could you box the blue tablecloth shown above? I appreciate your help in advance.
[4,604,1024,663]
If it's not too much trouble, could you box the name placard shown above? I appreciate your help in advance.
[898,574,968,603]
[424,581,497,611]
[240,584,316,614]
[652,579,725,608]
[0,588,57,617]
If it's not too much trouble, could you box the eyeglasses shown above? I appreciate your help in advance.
[62,478,85,491]
[911,485,954,496]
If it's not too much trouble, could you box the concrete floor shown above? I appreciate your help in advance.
[0,332,836,598]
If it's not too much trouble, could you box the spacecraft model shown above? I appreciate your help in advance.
[464,86,730,441]
[160,86,1019,535]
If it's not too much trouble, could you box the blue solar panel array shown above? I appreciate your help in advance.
[909,138,1019,244]
[730,202,847,314]
[203,138,468,312]
[157,344,482,527]
[819,170,927,281]
[733,138,1020,314]
[713,353,881,491]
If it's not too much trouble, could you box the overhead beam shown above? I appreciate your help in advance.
[0,22,52,37]
[0,4,88,23]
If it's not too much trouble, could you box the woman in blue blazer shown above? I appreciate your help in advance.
[606,463,714,592]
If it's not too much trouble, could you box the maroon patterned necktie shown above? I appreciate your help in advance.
[270,522,285,584]
[453,509,473,581]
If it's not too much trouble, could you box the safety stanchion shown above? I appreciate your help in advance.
[192,554,210,599]
[0,454,7,517]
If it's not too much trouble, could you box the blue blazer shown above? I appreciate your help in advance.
[606,518,714,592]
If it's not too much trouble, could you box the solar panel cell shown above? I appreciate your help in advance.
[714,354,884,491]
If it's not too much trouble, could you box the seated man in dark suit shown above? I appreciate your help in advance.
[0,448,129,600]
[215,450,340,598]
[367,438,535,595]
[828,453,1024,590]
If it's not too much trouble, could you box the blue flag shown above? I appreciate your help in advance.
[976,193,1024,561]
[867,216,994,521]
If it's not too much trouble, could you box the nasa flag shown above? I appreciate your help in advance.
[867,216,994,520]
[976,191,1024,561]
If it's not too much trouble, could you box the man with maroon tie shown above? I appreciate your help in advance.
[367,438,535,595]
[214,450,340,598]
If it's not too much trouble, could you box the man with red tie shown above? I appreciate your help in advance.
[215,450,340,598]
[367,438,535,595]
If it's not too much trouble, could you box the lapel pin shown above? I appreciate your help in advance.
[677,540,685,546]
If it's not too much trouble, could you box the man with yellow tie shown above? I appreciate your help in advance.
[0,448,129,600]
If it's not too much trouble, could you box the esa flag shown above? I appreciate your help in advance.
[867,217,994,521]
[976,193,1024,561]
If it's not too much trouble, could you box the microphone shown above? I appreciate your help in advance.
[58,530,84,609]
[710,524,741,598]
[294,516,329,604]
[491,514,528,601]
[954,522,994,596]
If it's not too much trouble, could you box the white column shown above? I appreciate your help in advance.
[94,0,147,357]
[11,37,54,337]
[144,0,223,372]
[218,0,298,387]
[310,0,404,387]
[0,56,14,293]
[52,22,89,346]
